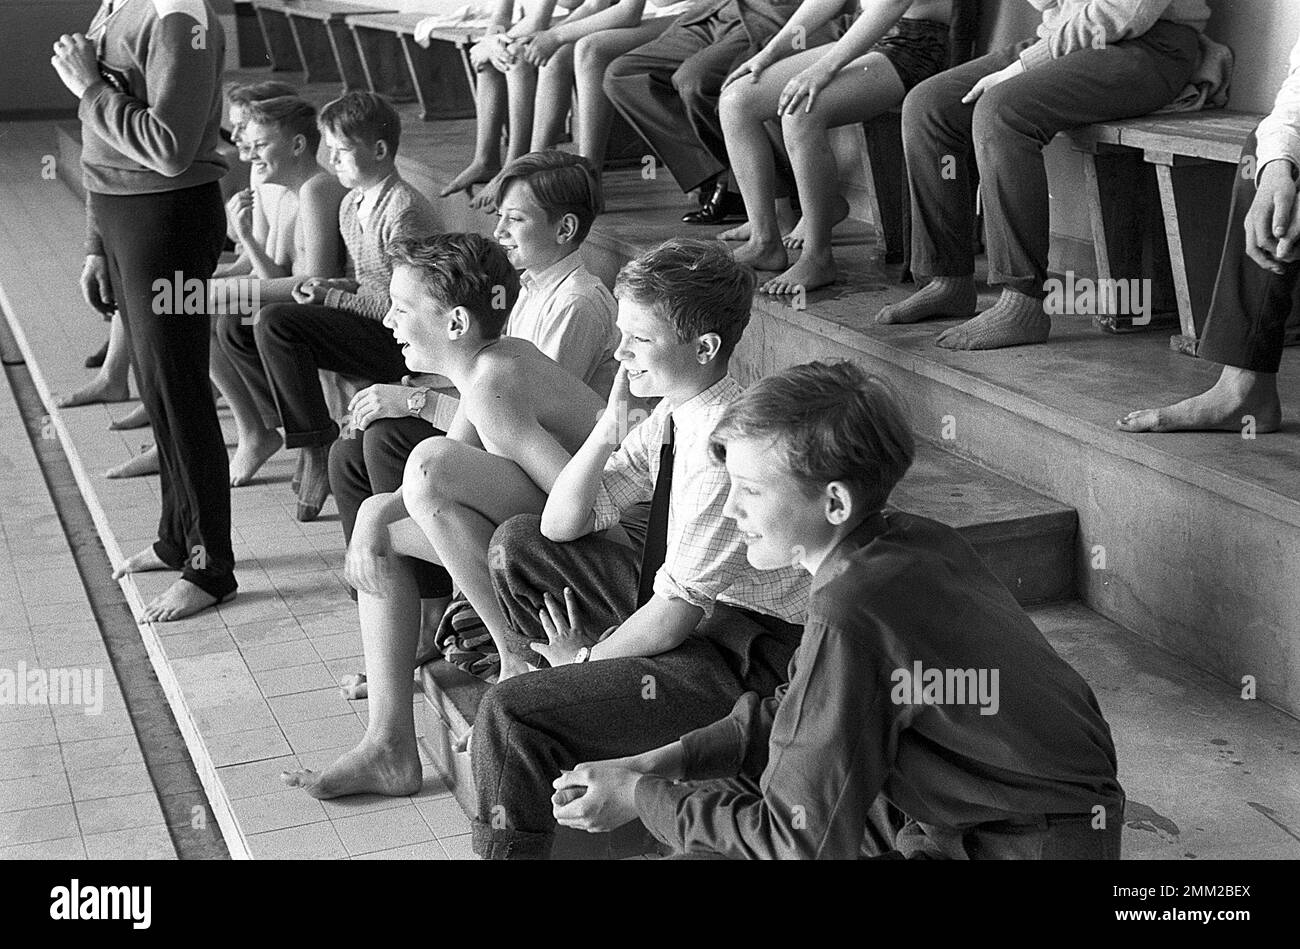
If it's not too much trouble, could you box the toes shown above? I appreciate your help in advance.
[281,769,316,789]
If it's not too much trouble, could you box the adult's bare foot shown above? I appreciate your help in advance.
[719,221,751,242]
[338,673,368,700]
[441,159,500,198]
[1118,367,1282,433]
[761,252,837,295]
[109,404,150,430]
[106,445,159,479]
[230,428,283,487]
[112,546,172,580]
[56,378,131,408]
[281,737,422,799]
[142,579,231,623]
[469,188,495,212]
[732,237,788,272]
[783,196,849,249]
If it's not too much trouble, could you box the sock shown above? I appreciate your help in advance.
[935,288,1050,350]
[876,276,978,324]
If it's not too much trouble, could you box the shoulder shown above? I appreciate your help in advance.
[299,174,347,211]
[150,0,210,27]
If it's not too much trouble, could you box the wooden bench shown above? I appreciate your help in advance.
[1064,110,1263,353]
[251,0,396,85]
[345,12,478,120]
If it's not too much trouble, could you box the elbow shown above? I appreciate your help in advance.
[539,509,583,543]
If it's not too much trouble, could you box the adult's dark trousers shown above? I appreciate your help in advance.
[218,302,409,448]
[472,513,802,859]
[90,182,235,599]
[603,0,753,194]
[1199,131,1300,374]
[902,21,1200,298]
[328,415,453,598]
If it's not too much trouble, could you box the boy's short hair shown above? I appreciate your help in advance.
[386,233,521,339]
[318,91,402,155]
[709,360,915,514]
[615,238,754,363]
[490,150,603,243]
[246,96,321,153]
[226,80,298,109]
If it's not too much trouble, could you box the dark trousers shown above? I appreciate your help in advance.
[473,513,801,858]
[327,415,452,598]
[1199,132,1300,374]
[902,22,1199,297]
[604,0,753,194]
[217,302,408,448]
[91,183,236,598]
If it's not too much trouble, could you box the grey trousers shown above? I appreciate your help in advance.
[903,21,1200,297]
[473,513,802,859]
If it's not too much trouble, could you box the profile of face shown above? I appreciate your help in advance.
[613,296,713,401]
[721,436,839,572]
[384,264,450,374]
[229,103,253,163]
[492,180,569,272]
[243,119,301,187]
[323,129,384,191]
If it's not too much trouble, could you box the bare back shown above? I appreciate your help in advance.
[462,338,605,461]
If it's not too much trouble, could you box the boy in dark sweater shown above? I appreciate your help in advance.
[553,361,1124,859]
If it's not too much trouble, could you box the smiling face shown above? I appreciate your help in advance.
[384,264,450,374]
[323,129,384,191]
[613,295,713,402]
[721,435,839,573]
[243,118,300,186]
[492,180,568,273]
[229,103,253,163]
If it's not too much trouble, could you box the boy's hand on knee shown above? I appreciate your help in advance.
[345,498,394,595]
[962,60,1024,105]
[1249,161,1300,271]
[530,587,596,666]
[348,384,412,430]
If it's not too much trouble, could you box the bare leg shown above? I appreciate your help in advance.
[401,438,548,682]
[573,20,673,165]
[209,329,281,486]
[530,45,575,151]
[764,51,905,295]
[1118,366,1283,433]
[443,69,506,198]
[58,310,132,407]
[506,59,539,164]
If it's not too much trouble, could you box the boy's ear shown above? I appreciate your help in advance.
[555,211,580,245]
[373,138,390,162]
[446,306,471,339]
[292,133,306,157]
[695,332,722,365]
[824,482,854,526]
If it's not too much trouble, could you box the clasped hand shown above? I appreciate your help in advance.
[51,33,99,99]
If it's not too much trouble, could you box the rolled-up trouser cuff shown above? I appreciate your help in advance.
[471,819,553,860]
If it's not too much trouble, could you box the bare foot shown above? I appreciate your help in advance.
[338,673,368,700]
[106,445,159,479]
[732,238,788,272]
[761,252,837,295]
[56,378,131,408]
[230,428,283,487]
[113,546,172,580]
[109,404,150,430]
[469,188,495,212]
[719,221,751,242]
[142,578,232,623]
[281,737,422,799]
[783,196,850,249]
[1118,367,1282,433]
[441,159,500,198]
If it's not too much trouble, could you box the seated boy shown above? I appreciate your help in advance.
[1118,29,1299,434]
[217,91,439,521]
[282,233,606,798]
[327,150,619,685]
[553,360,1125,859]
[472,238,810,858]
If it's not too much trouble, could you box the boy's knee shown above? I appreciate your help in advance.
[972,86,1037,147]
[402,436,455,496]
[671,59,717,108]
[901,75,957,138]
[573,34,607,75]
[780,107,826,138]
[250,302,295,346]
[603,53,639,98]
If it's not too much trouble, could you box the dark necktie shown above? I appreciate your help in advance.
[636,417,675,608]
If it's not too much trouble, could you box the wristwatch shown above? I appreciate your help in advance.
[573,646,591,664]
[406,387,430,417]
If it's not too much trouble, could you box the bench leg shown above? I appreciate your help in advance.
[400,36,476,121]
[286,15,340,85]
[254,7,301,72]
[326,21,368,93]
[350,26,416,102]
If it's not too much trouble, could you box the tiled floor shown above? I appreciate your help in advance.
[0,121,472,859]
[0,352,176,859]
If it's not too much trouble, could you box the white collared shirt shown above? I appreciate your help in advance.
[354,178,386,234]
[504,250,619,398]
[1258,33,1300,180]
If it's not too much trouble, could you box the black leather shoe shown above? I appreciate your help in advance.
[683,181,747,225]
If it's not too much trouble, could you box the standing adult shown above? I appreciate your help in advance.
[53,0,236,621]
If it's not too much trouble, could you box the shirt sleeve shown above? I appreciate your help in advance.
[634,616,897,859]
[78,9,222,178]
[591,417,654,531]
[531,293,615,385]
[1020,0,1172,70]
[1257,33,1300,179]
[676,685,789,781]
